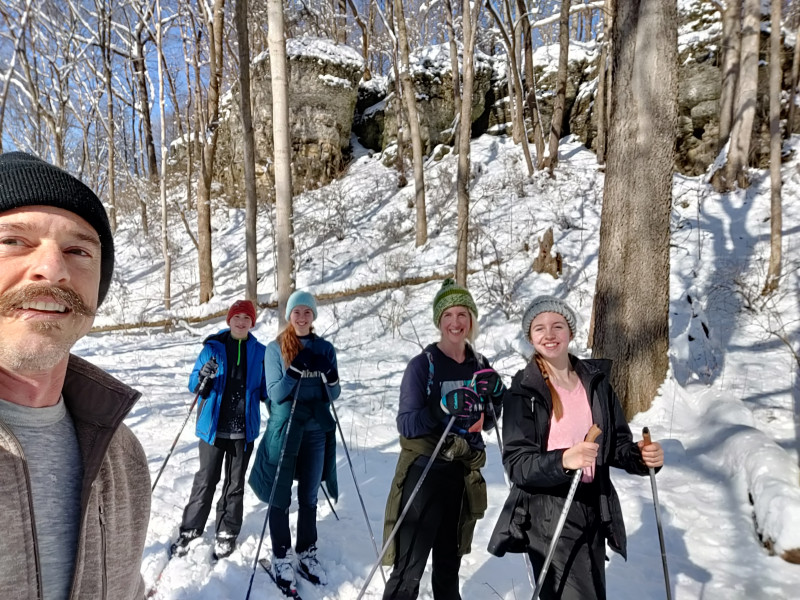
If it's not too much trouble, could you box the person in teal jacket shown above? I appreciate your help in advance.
[171,300,267,560]
[249,290,339,591]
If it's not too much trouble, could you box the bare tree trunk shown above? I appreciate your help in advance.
[100,4,117,234]
[455,0,481,285]
[155,0,171,310]
[486,0,533,173]
[346,0,370,76]
[716,0,759,191]
[444,0,461,148]
[394,0,427,246]
[718,0,741,150]
[384,0,407,187]
[544,0,571,174]
[133,0,159,183]
[596,3,610,165]
[763,0,782,295]
[516,0,534,104]
[235,0,259,302]
[196,0,226,303]
[336,0,347,44]
[789,22,800,135]
[592,0,676,419]
[269,0,295,325]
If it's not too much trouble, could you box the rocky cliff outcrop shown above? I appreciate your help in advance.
[220,37,364,198]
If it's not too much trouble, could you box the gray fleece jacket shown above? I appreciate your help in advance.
[0,354,151,599]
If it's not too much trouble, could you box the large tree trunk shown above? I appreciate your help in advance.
[763,0,782,295]
[544,0,571,174]
[269,0,295,325]
[394,0,427,246]
[235,0,259,302]
[196,0,226,304]
[455,0,481,285]
[718,0,742,150]
[592,0,677,419]
[715,0,759,191]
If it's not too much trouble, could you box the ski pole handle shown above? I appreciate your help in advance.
[642,426,652,446]
[585,423,602,443]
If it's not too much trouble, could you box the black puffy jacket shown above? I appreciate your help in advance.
[487,355,650,560]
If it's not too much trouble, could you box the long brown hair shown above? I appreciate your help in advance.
[278,323,314,367]
[534,354,563,421]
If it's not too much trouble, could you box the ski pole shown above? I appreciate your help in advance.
[532,424,602,600]
[320,483,339,521]
[321,377,386,584]
[244,381,302,600]
[356,416,457,600]
[643,427,672,600]
[151,357,218,492]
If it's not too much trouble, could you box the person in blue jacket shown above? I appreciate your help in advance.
[170,299,267,560]
[249,290,340,592]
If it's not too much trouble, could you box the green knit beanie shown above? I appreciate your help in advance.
[432,278,478,327]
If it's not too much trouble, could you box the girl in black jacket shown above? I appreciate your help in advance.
[488,296,663,600]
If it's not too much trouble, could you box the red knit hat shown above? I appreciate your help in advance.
[226,299,256,325]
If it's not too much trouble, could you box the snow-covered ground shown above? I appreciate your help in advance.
[76,132,800,599]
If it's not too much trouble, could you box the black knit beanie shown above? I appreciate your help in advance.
[0,152,114,306]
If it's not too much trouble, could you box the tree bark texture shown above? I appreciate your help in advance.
[593,0,676,419]
[544,0,571,173]
[718,0,741,150]
[719,0,759,190]
[455,0,481,285]
[196,0,226,304]
[269,0,295,325]
[394,0,427,247]
[235,0,259,302]
[763,0,782,295]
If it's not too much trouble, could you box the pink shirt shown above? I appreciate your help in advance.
[547,379,595,482]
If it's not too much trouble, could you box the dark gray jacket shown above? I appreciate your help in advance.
[0,354,150,599]
[488,356,649,559]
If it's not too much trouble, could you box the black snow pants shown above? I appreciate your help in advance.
[527,483,606,600]
[180,438,253,538]
[383,459,466,600]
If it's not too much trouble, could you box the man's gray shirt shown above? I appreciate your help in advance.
[0,397,83,600]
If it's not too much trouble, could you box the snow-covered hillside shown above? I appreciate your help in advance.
[77,133,800,599]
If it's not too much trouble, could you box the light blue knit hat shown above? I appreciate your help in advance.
[285,290,317,320]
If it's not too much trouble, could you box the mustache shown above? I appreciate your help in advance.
[0,284,96,317]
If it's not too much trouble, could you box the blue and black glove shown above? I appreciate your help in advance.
[473,368,504,416]
[441,387,484,433]
[287,348,314,380]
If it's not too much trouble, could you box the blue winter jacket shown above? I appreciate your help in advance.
[188,329,267,444]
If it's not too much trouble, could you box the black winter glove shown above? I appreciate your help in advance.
[194,357,218,398]
[508,506,531,543]
[287,348,314,380]
[473,368,504,401]
[321,366,339,386]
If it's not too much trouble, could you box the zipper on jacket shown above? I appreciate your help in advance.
[98,500,108,599]
[0,422,45,598]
